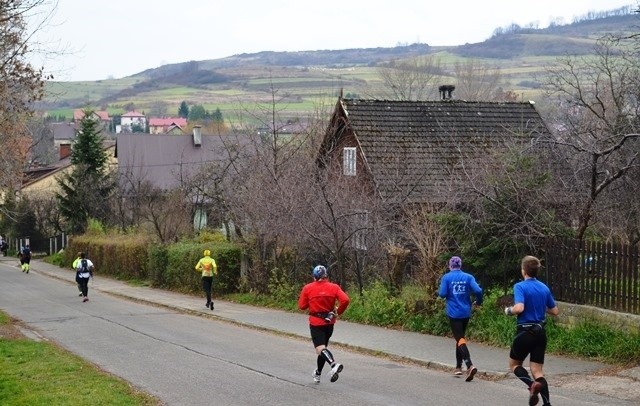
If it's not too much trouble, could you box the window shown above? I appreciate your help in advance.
[351,211,368,251]
[343,147,356,176]
[193,206,208,231]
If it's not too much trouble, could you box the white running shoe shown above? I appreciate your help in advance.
[328,363,343,382]
[313,369,321,384]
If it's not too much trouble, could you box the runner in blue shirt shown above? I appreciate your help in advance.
[504,255,559,406]
[438,256,483,381]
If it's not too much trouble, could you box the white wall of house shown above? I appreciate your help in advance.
[121,117,146,127]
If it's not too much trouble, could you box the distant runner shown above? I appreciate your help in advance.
[75,252,94,302]
[195,249,217,310]
[19,244,32,273]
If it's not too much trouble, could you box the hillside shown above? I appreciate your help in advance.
[39,11,639,122]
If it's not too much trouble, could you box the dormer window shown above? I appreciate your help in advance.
[343,147,356,176]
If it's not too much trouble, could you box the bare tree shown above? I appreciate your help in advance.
[453,59,516,101]
[544,32,640,241]
[136,185,192,243]
[115,162,193,243]
[26,114,55,165]
[0,0,51,199]
[401,204,448,293]
[148,100,168,117]
[293,162,387,288]
[377,56,442,101]
[25,193,63,237]
[219,80,338,291]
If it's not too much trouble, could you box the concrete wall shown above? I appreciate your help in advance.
[556,301,640,334]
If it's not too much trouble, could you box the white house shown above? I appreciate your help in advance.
[119,111,147,133]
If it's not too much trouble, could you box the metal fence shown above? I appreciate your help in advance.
[49,233,70,255]
[545,238,640,315]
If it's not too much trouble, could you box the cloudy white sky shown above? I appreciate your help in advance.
[27,0,636,82]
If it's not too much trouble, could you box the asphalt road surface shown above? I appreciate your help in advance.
[0,262,634,406]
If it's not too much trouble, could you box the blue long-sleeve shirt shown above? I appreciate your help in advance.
[438,269,483,319]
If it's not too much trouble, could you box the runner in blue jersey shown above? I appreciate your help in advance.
[438,256,483,381]
[504,255,559,406]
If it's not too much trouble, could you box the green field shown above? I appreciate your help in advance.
[39,15,635,122]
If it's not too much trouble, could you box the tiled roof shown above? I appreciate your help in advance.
[122,111,146,117]
[328,98,552,202]
[50,122,76,140]
[116,133,252,190]
[20,141,116,190]
[149,117,187,127]
[73,110,110,121]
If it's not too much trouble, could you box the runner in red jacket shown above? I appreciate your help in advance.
[298,265,350,384]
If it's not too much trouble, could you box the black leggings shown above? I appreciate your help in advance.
[202,276,213,303]
[78,278,89,297]
[449,317,471,368]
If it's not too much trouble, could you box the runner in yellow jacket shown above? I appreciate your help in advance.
[195,249,218,310]
[72,252,83,296]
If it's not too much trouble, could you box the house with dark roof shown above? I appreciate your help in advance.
[20,141,117,197]
[115,128,252,230]
[319,97,553,205]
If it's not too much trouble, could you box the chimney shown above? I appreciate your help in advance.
[60,143,72,160]
[439,85,455,100]
[192,125,202,147]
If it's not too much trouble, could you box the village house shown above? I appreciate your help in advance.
[73,109,112,131]
[319,93,553,206]
[148,117,188,134]
[19,141,117,199]
[119,111,147,133]
[115,128,251,231]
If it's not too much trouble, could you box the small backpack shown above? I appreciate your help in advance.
[81,259,89,272]
[22,247,31,257]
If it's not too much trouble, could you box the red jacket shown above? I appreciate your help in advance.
[298,279,350,326]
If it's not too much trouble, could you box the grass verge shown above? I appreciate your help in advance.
[223,284,640,366]
[0,311,159,405]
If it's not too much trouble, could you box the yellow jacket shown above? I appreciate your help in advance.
[195,256,217,277]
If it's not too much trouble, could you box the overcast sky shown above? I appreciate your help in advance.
[27,0,636,82]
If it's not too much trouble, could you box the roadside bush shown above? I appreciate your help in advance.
[68,233,150,279]
[162,240,242,294]
[344,281,410,327]
[267,267,301,310]
[549,320,640,364]
[147,244,168,287]
[465,289,516,346]
[46,250,66,267]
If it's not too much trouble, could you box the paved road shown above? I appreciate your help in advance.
[0,258,636,405]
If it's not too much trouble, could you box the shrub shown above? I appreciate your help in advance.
[267,267,301,310]
[147,244,168,287]
[162,241,242,294]
[345,281,409,327]
[69,234,150,279]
